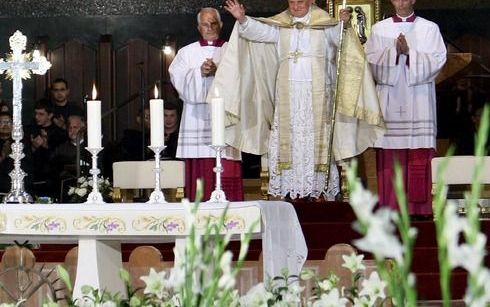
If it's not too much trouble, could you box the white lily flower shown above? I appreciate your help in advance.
[76,299,95,307]
[218,272,236,290]
[311,288,348,307]
[140,268,168,299]
[359,272,387,305]
[239,283,273,307]
[318,279,335,292]
[464,269,490,307]
[167,266,185,291]
[220,250,233,273]
[341,252,365,273]
[354,220,403,263]
[443,201,467,245]
[349,185,378,223]
[450,233,487,273]
[68,187,75,195]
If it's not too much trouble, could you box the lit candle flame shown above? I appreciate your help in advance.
[154,85,159,99]
[214,87,220,97]
[92,84,97,100]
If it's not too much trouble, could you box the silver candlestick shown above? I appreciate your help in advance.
[147,145,167,204]
[208,145,228,203]
[85,147,104,204]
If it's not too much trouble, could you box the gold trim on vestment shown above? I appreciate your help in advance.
[274,6,335,173]
[256,5,338,29]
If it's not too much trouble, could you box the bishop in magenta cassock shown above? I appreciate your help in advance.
[365,0,447,215]
[169,8,243,201]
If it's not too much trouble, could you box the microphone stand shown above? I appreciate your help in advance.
[78,94,88,179]
[76,133,81,178]
[137,62,146,162]
[137,62,146,200]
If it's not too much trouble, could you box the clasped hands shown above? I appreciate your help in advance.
[201,58,217,77]
[396,33,409,55]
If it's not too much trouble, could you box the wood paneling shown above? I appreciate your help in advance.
[45,39,97,108]
[114,39,164,138]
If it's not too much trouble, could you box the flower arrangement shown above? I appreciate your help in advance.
[67,176,113,203]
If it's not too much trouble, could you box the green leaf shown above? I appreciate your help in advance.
[56,265,73,292]
[119,268,131,284]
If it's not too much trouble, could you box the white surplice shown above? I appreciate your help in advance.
[238,14,341,199]
[169,42,240,160]
[365,16,446,149]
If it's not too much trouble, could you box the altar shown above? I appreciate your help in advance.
[0,201,307,299]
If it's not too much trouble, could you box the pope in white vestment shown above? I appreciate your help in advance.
[218,0,385,200]
[365,0,446,214]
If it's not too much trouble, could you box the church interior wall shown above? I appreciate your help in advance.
[0,2,489,144]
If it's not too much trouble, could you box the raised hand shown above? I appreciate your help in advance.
[339,8,351,23]
[224,0,246,23]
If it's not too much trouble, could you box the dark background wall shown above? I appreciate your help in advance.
[0,0,489,138]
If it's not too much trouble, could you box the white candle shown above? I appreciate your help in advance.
[211,88,225,146]
[150,85,164,147]
[87,85,102,148]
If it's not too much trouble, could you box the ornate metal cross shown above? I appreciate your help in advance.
[288,49,303,63]
[0,30,51,203]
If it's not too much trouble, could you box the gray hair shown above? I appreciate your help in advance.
[197,7,222,25]
[67,114,86,127]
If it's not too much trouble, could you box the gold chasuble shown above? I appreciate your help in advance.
[209,5,384,172]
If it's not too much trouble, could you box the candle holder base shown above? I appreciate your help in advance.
[85,147,105,204]
[147,190,166,204]
[207,145,228,203]
[3,190,33,204]
[208,190,228,203]
[85,191,105,204]
[146,145,168,204]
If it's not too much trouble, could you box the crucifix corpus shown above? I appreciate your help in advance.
[0,30,51,204]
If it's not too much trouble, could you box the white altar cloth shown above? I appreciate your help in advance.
[0,201,307,299]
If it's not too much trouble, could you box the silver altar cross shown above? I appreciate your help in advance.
[288,49,303,63]
[0,30,51,203]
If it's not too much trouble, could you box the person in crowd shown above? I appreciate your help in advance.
[117,105,152,161]
[0,112,13,193]
[0,102,9,113]
[365,0,447,215]
[162,103,180,159]
[51,115,91,200]
[169,7,244,201]
[0,81,10,112]
[27,100,67,197]
[49,78,83,130]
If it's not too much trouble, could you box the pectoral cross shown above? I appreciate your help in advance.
[288,49,303,63]
[396,106,406,117]
[0,30,51,203]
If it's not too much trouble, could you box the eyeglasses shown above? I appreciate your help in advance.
[0,120,12,125]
